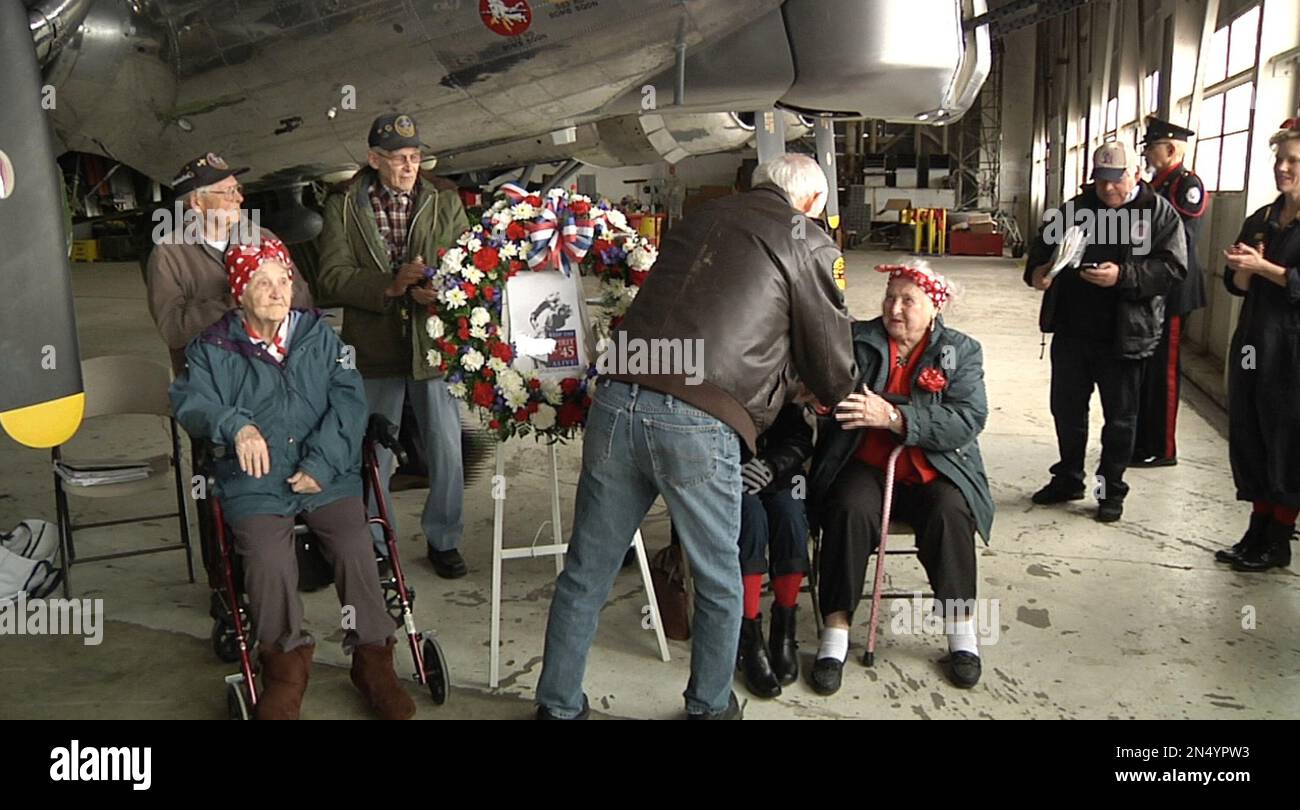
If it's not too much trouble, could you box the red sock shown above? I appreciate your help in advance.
[772,573,803,609]
[1253,500,1273,515]
[1273,505,1299,526]
[742,574,763,619]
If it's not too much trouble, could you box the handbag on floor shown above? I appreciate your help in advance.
[649,543,690,641]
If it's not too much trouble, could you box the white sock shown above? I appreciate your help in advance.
[946,617,979,656]
[818,627,849,662]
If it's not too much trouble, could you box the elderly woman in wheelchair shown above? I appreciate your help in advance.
[807,263,994,693]
[170,237,415,720]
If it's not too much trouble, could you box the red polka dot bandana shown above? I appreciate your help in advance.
[226,238,294,303]
[875,261,951,310]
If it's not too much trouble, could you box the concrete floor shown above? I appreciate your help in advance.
[1,251,1296,720]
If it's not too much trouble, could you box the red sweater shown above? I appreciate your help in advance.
[854,334,938,485]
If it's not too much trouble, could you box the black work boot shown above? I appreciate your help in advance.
[737,615,782,698]
[768,604,800,686]
[1215,512,1270,564]
[1231,521,1294,572]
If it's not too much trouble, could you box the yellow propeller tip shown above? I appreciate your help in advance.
[0,392,85,448]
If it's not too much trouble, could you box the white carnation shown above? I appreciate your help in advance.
[426,349,440,368]
[498,368,525,394]
[470,307,491,327]
[628,244,657,271]
[532,404,556,430]
[426,316,446,339]
[448,382,467,398]
[460,349,485,372]
[541,379,563,405]
[470,325,488,339]
[488,357,507,373]
[466,238,482,252]
[605,209,629,232]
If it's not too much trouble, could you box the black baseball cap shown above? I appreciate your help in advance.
[1142,116,1195,145]
[171,152,248,197]
[368,112,426,151]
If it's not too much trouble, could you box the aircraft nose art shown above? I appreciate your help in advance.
[0,1,85,448]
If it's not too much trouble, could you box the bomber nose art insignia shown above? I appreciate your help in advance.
[480,0,532,36]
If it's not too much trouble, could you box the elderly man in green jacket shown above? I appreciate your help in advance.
[316,112,472,578]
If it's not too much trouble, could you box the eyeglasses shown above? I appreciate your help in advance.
[202,185,244,199]
[375,151,422,167]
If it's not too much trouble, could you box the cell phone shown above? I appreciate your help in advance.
[1077,262,1100,271]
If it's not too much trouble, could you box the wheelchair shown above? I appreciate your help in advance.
[197,414,449,719]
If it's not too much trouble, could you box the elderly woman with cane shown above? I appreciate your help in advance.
[807,262,994,692]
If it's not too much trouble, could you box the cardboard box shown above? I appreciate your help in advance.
[968,222,997,234]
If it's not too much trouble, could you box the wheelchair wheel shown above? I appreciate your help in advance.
[211,620,240,664]
[422,636,449,705]
[226,681,252,721]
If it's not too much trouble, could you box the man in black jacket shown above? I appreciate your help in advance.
[535,154,856,720]
[1025,141,1187,522]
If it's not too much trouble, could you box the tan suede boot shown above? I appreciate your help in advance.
[350,638,416,720]
[256,643,312,720]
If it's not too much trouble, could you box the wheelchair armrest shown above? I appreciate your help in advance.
[366,413,407,467]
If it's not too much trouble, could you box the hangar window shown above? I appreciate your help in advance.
[1195,5,1261,192]
[1144,71,1160,115]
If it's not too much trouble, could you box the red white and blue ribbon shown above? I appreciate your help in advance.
[496,184,593,276]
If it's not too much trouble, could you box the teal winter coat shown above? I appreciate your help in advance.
[170,308,367,524]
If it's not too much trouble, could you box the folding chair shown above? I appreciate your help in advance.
[808,446,933,666]
[51,355,195,596]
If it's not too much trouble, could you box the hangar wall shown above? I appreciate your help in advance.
[1012,0,1300,401]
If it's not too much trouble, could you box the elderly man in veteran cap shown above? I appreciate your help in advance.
[146,152,315,376]
[1132,116,1209,468]
[1024,140,1187,523]
[316,112,472,578]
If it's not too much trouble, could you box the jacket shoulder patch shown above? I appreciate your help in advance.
[1171,172,1207,218]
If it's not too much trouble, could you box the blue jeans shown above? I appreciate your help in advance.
[363,377,464,555]
[536,380,743,716]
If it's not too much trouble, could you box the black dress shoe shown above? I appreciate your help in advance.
[1031,479,1086,505]
[427,547,468,579]
[536,695,590,720]
[945,651,982,688]
[687,691,742,720]
[810,657,844,696]
[1096,498,1124,523]
[738,616,782,698]
[1231,521,1294,572]
[769,604,800,686]
[1215,513,1270,563]
[1130,455,1177,468]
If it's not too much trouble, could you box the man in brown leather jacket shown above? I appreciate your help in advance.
[536,154,856,720]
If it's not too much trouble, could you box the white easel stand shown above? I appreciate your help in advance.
[489,441,671,688]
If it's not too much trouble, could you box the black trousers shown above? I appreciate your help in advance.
[1049,334,1143,501]
[738,487,809,577]
[817,461,977,621]
[1132,314,1182,462]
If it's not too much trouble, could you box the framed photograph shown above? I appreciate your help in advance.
[504,270,593,378]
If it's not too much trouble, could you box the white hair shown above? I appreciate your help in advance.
[752,154,828,210]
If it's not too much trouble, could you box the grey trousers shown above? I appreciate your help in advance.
[230,496,393,654]
[363,376,465,554]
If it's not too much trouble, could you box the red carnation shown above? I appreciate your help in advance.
[508,260,525,276]
[437,247,447,258]
[557,401,586,427]
[473,247,500,271]
[527,400,540,414]
[917,367,948,393]
[484,286,496,302]
[571,200,591,215]
[514,408,529,422]
[461,282,478,299]
[458,323,471,341]
[594,239,614,254]
[525,195,542,206]
[473,382,496,408]
[506,222,527,241]
[560,377,580,397]
[482,368,494,381]
[527,378,541,391]
[490,341,514,362]
[489,419,501,430]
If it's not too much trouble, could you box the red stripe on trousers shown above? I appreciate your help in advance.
[1164,315,1181,459]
